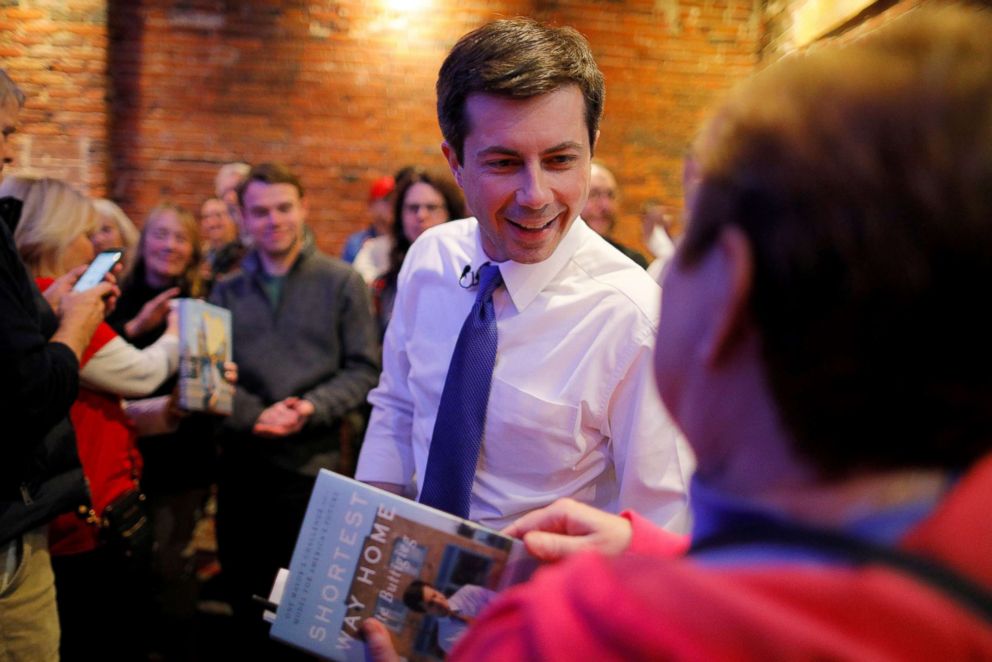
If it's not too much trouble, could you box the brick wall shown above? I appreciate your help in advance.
[4,0,762,256]
[0,0,109,193]
[9,1,983,257]
[759,0,967,62]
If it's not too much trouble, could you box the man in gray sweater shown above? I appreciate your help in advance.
[209,162,380,654]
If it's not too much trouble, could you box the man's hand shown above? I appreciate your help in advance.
[361,619,401,662]
[222,361,238,386]
[252,397,314,438]
[124,286,180,339]
[170,362,238,419]
[501,498,633,562]
[283,396,314,419]
[50,282,116,360]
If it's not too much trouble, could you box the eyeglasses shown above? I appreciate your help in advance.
[404,203,447,215]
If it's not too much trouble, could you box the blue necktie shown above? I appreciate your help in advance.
[419,263,503,517]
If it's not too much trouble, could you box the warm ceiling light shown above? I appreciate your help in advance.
[386,0,431,11]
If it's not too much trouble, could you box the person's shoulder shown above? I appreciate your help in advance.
[404,217,478,267]
[345,226,372,243]
[571,229,661,323]
[303,248,372,292]
[419,217,478,245]
[298,246,356,276]
[364,234,392,251]
[454,551,683,659]
[209,264,248,293]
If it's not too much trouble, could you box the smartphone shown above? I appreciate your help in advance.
[73,249,124,292]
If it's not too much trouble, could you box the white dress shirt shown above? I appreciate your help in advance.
[646,225,676,283]
[355,217,694,531]
[351,234,393,284]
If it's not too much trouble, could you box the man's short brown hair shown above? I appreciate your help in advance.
[237,162,304,207]
[681,6,992,477]
[436,18,605,164]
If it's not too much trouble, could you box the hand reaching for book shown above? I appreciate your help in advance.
[171,362,237,419]
[124,286,180,339]
[361,619,401,662]
[501,497,633,562]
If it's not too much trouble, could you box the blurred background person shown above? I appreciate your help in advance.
[109,202,203,345]
[0,69,113,662]
[341,174,395,264]
[209,163,380,658]
[214,162,249,214]
[641,198,676,282]
[199,196,244,283]
[107,202,213,660]
[582,161,649,268]
[9,175,180,661]
[369,169,465,336]
[215,162,250,246]
[91,198,140,278]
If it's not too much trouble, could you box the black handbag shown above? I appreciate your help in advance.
[99,488,154,561]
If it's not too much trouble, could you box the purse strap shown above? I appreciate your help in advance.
[689,516,992,624]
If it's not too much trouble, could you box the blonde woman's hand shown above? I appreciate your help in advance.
[124,286,180,338]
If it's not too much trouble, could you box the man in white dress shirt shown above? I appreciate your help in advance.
[355,18,693,531]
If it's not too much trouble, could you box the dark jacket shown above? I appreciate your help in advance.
[0,199,88,544]
[209,238,380,476]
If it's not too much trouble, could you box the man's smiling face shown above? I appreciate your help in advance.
[443,85,594,264]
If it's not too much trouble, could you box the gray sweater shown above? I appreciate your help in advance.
[209,240,380,475]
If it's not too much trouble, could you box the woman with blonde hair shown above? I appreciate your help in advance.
[110,202,205,345]
[106,201,215,659]
[3,175,180,661]
[1,175,98,279]
[91,198,140,277]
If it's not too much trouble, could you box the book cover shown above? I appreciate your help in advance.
[270,470,536,661]
[177,298,233,415]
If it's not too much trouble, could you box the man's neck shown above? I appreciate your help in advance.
[145,269,174,289]
[752,469,951,530]
[257,243,301,277]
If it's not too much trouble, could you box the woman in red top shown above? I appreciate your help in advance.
[6,175,180,661]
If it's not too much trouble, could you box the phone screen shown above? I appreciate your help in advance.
[73,249,123,292]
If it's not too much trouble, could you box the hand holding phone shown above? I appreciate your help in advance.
[73,249,123,292]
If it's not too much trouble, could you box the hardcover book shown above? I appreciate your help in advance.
[176,298,233,415]
[269,470,536,661]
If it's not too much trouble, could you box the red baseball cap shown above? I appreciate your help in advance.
[369,176,395,202]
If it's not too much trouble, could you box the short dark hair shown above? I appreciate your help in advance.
[237,162,304,207]
[436,17,605,164]
[402,580,429,612]
[680,7,992,477]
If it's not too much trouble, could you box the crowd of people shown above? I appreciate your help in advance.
[2,3,992,661]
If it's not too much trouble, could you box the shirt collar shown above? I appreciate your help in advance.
[472,216,589,312]
[689,473,948,546]
[242,231,314,276]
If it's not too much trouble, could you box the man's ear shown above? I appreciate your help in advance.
[441,141,463,188]
[591,129,601,156]
[702,225,754,366]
